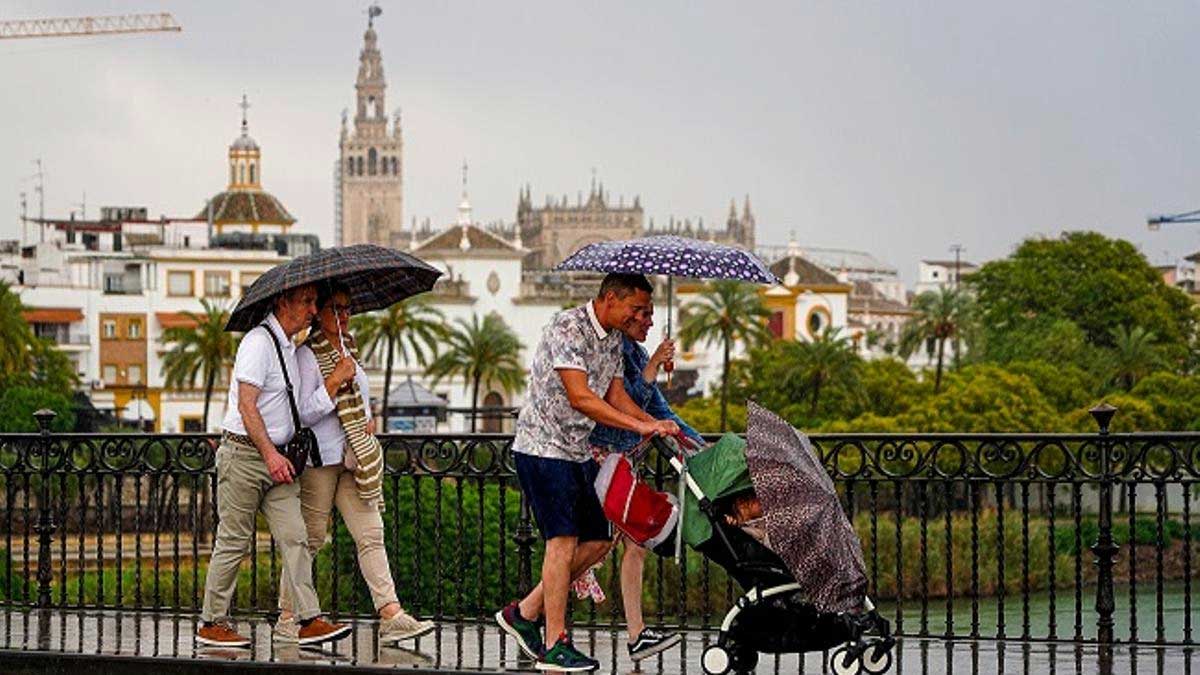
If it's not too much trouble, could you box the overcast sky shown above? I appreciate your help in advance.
[3,1,1200,281]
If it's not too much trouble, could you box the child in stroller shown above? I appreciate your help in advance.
[652,402,895,675]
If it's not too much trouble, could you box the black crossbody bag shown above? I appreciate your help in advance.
[260,324,322,477]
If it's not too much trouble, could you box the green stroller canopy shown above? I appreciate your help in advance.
[681,432,754,547]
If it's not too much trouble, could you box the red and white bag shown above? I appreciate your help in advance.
[593,452,679,549]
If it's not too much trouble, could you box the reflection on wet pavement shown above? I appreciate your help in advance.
[0,607,1195,674]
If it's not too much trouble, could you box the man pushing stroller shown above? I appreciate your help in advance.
[495,273,678,672]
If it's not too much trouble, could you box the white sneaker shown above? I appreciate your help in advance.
[380,609,435,644]
[273,614,299,643]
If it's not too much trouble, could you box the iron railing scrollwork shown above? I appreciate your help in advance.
[0,410,1198,647]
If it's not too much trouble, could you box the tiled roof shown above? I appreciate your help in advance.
[769,255,841,286]
[848,279,913,315]
[414,224,521,254]
[196,190,295,226]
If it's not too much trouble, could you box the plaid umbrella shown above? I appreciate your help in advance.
[744,401,868,614]
[225,244,442,332]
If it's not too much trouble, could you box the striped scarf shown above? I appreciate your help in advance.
[306,329,384,504]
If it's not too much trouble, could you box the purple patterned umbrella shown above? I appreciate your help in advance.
[555,235,778,284]
[554,235,779,337]
[744,401,868,614]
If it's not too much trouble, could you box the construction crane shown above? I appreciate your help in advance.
[1147,209,1200,231]
[0,13,181,40]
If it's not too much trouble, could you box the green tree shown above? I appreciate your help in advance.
[352,298,444,431]
[0,281,34,378]
[1129,372,1200,430]
[679,280,771,431]
[160,299,238,431]
[29,337,79,394]
[969,231,1196,364]
[855,357,927,418]
[0,386,75,433]
[1003,360,1096,413]
[789,328,862,417]
[1108,325,1164,392]
[899,287,973,393]
[426,313,526,432]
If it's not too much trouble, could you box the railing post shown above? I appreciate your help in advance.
[33,409,58,610]
[513,494,536,596]
[1089,403,1118,649]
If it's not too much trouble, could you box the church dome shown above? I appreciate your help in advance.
[231,133,259,151]
[196,190,295,227]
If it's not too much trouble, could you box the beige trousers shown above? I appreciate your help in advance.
[279,464,399,613]
[201,443,320,623]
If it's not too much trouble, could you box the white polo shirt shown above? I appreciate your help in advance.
[222,313,316,446]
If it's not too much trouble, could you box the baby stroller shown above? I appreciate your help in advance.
[651,401,894,675]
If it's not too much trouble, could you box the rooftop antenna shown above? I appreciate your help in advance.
[18,192,27,246]
[73,191,86,221]
[31,159,44,242]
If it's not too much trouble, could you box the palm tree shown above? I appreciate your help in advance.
[160,299,239,430]
[1109,325,1162,391]
[352,298,445,430]
[789,328,861,415]
[0,281,34,378]
[679,280,772,432]
[899,287,973,393]
[426,313,526,432]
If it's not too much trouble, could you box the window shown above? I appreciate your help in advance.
[167,271,193,297]
[368,148,377,175]
[127,319,142,339]
[102,364,118,383]
[356,156,363,175]
[347,157,354,176]
[808,311,824,336]
[181,416,204,432]
[205,271,231,298]
[102,320,117,339]
[240,272,261,294]
[238,164,245,184]
[248,163,256,184]
[230,165,236,184]
[128,364,143,385]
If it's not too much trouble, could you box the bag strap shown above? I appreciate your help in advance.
[260,323,303,435]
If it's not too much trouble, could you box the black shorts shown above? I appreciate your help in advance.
[514,453,611,543]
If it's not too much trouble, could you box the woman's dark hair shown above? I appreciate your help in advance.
[311,280,352,330]
[315,280,352,311]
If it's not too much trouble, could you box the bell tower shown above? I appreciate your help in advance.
[338,4,405,248]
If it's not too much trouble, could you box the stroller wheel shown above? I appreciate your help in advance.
[701,645,731,675]
[861,642,893,674]
[829,646,861,675]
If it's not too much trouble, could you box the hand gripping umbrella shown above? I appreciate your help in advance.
[556,235,779,560]
[226,244,442,332]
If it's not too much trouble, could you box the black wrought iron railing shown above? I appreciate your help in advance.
[0,407,1196,648]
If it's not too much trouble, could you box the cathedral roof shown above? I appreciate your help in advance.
[413,224,521,255]
[196,190,295,227]
[848,280,913,315]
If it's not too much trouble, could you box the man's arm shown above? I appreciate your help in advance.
[558,369,676,436]
[237,381,294,484]
[644,386,703,443]
[606,377,656,424]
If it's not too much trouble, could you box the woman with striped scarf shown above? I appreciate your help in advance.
[275,281,435,645]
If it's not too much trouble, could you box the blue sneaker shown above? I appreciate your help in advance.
[537,633,599,672]
[495,601,544,659]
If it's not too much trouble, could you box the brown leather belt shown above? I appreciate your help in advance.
[221,431,256,449]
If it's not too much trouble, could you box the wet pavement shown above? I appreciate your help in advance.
[0,608,1195,674]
